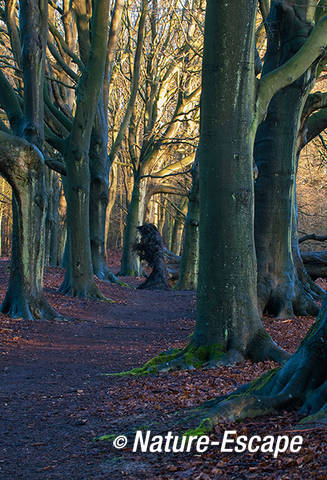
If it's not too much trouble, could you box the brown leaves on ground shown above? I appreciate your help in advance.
[0,258,326,479]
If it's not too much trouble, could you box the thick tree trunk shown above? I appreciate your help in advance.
[193,0,285,364]
[254,1,318,318]
[0,135,59,319]
[59,143,102,297]
[255,85,318,317]
[59,0,110,297]
[176,158,199,291]
[89,103,119,283]
[112,0,288,377]
[0,0,62,319]
[119,176,147,276]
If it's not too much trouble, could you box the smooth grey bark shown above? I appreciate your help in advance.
[89,0,123,283]
[175,157,199,291]
[89,100,119,282]
[0,134,59,320]
[193,0,286,363]
[254,0,320,318]
[59,0,110,297]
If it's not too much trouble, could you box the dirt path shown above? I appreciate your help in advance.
[0,260,326,479]
[0,260,195,479]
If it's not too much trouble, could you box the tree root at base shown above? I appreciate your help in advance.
[58,279,115,302]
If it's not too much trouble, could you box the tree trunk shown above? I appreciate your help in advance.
[171,197,187,256]
[89,102,119,283]
[176,158,199,291]
[254,0,319,318]
[59,142,102,297]
[254,85,318,317]
[193,0,284,364]
[0,135,59,319]
[0,0,62,319]
[57,181,66,266]
[45,168,60,267]
[113,0,288,376]
[59,0,110,297]
[119,175,147,276]
[104,163,117,259]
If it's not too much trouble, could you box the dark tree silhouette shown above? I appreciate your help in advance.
[134,224,170,290]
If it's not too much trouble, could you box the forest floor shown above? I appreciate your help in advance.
[0,253,326,480]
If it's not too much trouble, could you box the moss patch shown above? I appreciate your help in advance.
[105,348,183,376]
[105,343,226,377]
[183,418,213,437]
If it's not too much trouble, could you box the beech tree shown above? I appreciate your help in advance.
[56,0,113,297]
[120,0,327,375]
[179,0,327,430]
[254,0,326,318]
[175,154,199,290]
[0,0,60,319]
[43,0,122,295]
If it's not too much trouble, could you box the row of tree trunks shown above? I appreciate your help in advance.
[254,0,319,319]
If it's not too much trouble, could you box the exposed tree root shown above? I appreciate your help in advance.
[185,300,327,433]
[58,278,114,302]
[106,344,240,377]
[1,293,65,321]
[93,264,130,287]
[258,276,319,318]
[107,334,289,377]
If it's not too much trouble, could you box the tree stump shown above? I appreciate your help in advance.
[134,224,171,290]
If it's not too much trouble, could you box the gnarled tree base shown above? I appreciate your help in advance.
[1,292,64,321]
[93,261,130,287]
[107,332,289,376]
[186,300,327,433]
[58,276,114,301]
[258,275,319,318]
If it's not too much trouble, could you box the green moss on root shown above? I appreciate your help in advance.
[105,348,182,376]
[248,367,280,392]
[224,367,281,402]
[298,410,327,426]
[183,418,214,437]
[105,343,226,377]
